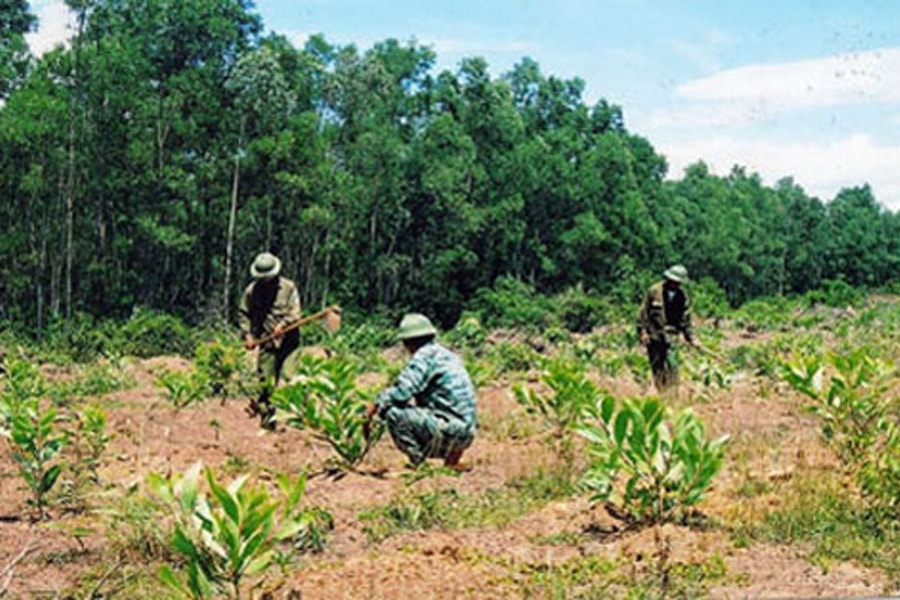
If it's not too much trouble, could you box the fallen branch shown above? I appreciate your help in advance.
[0,538,40,597]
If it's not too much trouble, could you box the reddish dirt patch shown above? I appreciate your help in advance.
[0,343,895,598]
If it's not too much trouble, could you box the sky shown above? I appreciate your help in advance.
[25,0,900,209]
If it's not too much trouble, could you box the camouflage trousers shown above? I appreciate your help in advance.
[382,406,474,466]
[646,336,680,392]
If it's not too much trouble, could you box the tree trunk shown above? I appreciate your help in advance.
[64,6,87,321]
[224,153,240,322]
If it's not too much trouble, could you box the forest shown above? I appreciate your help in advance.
[3,0,899,334]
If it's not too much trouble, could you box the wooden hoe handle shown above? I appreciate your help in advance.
[252,305,341,347]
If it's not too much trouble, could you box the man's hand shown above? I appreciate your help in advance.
[244,336,257,350]
[273,324,285,339]
[639,331,649,346]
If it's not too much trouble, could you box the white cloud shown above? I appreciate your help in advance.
[637,47,900,210]
[659,133,900,209]
[676,47,900,111]
[25,0,73,56]
[643,47,900,131]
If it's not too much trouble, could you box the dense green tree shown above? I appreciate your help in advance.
[824,185,896,287]
[1,5,898,331]
[0,0,35,97]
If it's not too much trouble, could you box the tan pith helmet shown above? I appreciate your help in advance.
[251,252,282,280]
[397,313,437,340]
[664,264,689,283]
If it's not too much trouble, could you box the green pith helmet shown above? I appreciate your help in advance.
[251,252,282,280]
[664,264,689,283]
[397,313,437,340]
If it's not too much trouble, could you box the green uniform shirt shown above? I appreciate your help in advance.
[239,276,301,350]
[375,341,477,432]
[637,281,693,343]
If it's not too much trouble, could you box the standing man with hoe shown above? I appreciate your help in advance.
[637,264,698,394]
[239,252,301,430]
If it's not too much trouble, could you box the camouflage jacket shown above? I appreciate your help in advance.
[375,341,477,431]
[637,281,693,343]
[238,276,301,350]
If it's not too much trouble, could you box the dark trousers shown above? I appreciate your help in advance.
[253,331,299,426]
[646,336,679,392]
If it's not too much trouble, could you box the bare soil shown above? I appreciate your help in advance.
[0,337,895,599]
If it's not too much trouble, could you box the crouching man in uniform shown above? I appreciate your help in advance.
[365,313,477,471]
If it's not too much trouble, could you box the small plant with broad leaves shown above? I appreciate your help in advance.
[579,396,729,526]
[148,462,312,600]
[685,355,733,394]
[273,356,383,471]
[60,403,111,510]
[0,358,47,426]
[0,358,68,520]
[294,506,334,554]
[513,356,598,466]
[194,339,252,402]
[156,369,210,409]
[1,399,69,520]
[783,349,892,464]
[783,348,900,508]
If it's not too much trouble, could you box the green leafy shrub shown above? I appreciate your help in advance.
[57,403,111,512]
[607,258,654,315]
[68,403,111,483]
[273,356,382,471]
[552,284,610,333]
[805,278,863,309]
[328,317,394,356]
[732,296,795,332]
[149,462,312,600]
[470,276,551,331]
[193,338,251,401]
[783,349,892,464]
[579,397,729,525]
[727,342,782,379]
[483,341,541,377]
[0,358,47,425]
[0,357,68,519]
[156,369,210,409]
[114,308,194,357]
[783,348,900,509]
[690,276,731,319]
[513,356,600,464]
[1,399,69,520]
[40,312,115,363]
[444,312,488,351]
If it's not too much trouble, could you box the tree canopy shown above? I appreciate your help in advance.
[1,0,896,330]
